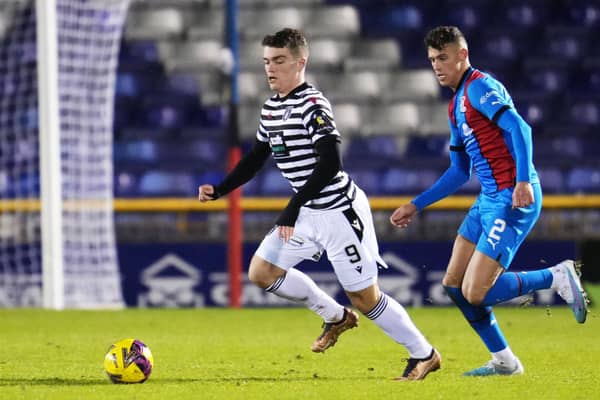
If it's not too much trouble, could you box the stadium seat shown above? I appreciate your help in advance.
[344,135,404,168]
[114,171,140,197]
[240,7,306,39]
[238,71,270,104]
[565,1,600,27]
[139,170,196,196]
[141,96,190,131]
[261,168,291,196]
[239,104,261,139]
[159,40,227,73]
[344,38,401,71]
[359,4,425,36]
[332,103,362,136]
[239,39,264,71]
[492,2,548,31]
[567,101,600,127]
[303,5,360,38]
[444,2,490,33]
[114,140,159,164]
[380,69,440,102]
[125,8,184,40]
[328,71,381,103]
[519,64,570,94]
[345,168,382,195]
[308,38,352,70]
[362,102,420,136]
[380,167,438,195]
[185,8,224,40]
[537,167,565,194]
[537,27,589,63]
[566,167,600,193]
[405,136,448,158]
[512,93,556,131]
[417,102,450,136]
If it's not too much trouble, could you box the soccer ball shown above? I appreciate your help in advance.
[104,338,154,384]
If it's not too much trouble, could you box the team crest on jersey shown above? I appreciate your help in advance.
[459,96,467,112]
[282,105,294,121]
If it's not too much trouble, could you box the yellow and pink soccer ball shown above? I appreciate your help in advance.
[104,338,154,384]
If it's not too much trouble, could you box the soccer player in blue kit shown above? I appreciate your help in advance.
[390,26,589,376]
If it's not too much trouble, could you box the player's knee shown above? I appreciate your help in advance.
[248,256,278,289]
[462,286,485,306]
[346,285,380,314]
[442,273,461,287]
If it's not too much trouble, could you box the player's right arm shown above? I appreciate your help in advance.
[197,139,271,202]
[390,124,471,227]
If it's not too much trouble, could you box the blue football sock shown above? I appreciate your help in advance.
[445,285,507,353]
[481,270,553,306]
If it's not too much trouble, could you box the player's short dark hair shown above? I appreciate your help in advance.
[262,28,308,58]
[424,26,468,50]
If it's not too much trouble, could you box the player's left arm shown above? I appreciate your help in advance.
[275,108,341,240]
[468,79,535,207]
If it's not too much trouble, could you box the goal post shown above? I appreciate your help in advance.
[36,0,64,309]
[0,0,129,309]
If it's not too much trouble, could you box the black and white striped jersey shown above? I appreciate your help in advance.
[256,82,356,211]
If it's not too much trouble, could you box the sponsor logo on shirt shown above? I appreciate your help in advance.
[480,90,500,105]
[461,122,473,136]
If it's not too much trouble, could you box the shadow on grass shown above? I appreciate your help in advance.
[0,375,384,386]
[0,378,108,386]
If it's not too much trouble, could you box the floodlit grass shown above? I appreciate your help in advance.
[0,285,598,400]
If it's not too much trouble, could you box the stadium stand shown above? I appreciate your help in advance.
[114,0,599,196]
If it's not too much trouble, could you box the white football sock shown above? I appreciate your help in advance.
[366,293,432,358]
[266,268,344,322]
[492,347,518,367]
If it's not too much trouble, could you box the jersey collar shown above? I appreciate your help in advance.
[275,82,310,102]
[455,66,474,92]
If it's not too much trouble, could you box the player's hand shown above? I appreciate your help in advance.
[512,182,534,209]
[198,184,218,202]
[390,203,418,228]
[278,225,294,242]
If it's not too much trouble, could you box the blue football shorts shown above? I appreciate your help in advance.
[458,183,542,269]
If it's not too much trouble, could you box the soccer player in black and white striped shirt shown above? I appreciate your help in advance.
[199,28,440,380]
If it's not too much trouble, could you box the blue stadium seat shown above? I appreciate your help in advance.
[565,1,600,27]
[114,140,158,164]
[141,95,192,131]
[261,169,291,196]
[519,65,570,94]
[114,171,140,197]
[537,167,564,193]
[405,136,448,159]
[380,167,439,195]
[534,136,582,163]
[444,2,490,33]
[345,168,382,195]
[344,135,403,168]
[566,167,600,193]
[492,2,550,30]
[197,170,225,187]
[567,101,600,127]
[139,170,196,196]
[513,94,556,131]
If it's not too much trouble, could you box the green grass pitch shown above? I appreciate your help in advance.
[1,285,599,400]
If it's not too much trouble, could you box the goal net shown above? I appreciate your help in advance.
[0,0,129,308]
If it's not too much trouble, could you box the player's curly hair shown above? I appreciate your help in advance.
[424,26,468,50]
[262,28,308,58]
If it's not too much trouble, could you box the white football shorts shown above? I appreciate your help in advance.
[255,187,388,292]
